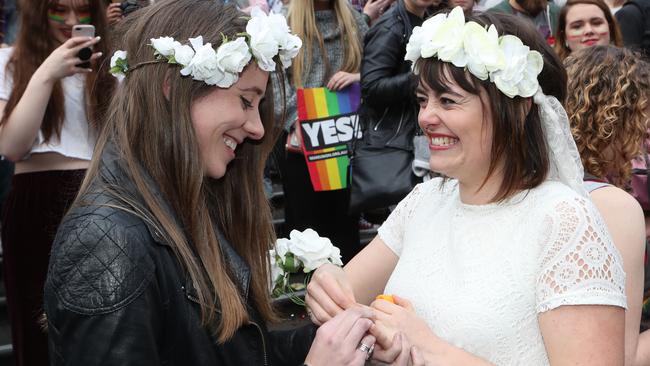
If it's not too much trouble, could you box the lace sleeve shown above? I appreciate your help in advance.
[536,196,627,313]
[377,183,427,256]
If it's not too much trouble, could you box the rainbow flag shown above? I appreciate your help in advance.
[297,83,361,191]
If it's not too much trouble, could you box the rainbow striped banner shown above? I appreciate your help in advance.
[297,83,361,191]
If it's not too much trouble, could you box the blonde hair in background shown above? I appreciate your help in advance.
[287,0,363,88]
[566,45,650,188]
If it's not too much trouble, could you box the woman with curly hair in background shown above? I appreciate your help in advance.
[566,44,650,365]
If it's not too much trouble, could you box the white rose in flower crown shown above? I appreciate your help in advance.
[216,37,252,74]
[490,35,539,98]
[463,23,504,80]
[151,36,181,57]
[405,26,425,66]
[418,13,447,60]
[288,229,338,272]
[278,34,302,68]
[110,50,128,81]
[181,36,219,82]
[431,7,467,67]
[247,9,280,72]
[517,51,544,97]
[173,44,195,66]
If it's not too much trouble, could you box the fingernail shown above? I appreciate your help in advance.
[95,36,101,40]
[97,52,103,56]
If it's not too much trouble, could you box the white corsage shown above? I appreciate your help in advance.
[405,6,543,98]
[109,7,301,87]
[270,229,343,305]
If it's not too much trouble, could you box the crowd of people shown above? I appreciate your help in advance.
[0,0,647,365]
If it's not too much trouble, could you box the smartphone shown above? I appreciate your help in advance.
[72,25,95,68]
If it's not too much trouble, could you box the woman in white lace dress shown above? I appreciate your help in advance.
[305,8,627,366]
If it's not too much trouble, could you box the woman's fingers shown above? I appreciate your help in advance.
[353,333,376,364]
[306,296,331,325]
[410,346,425,366]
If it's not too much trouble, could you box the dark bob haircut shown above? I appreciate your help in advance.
[415,12,567,202]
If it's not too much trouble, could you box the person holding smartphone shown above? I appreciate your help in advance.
[0,0,113,364]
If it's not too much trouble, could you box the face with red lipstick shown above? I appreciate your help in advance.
[190,64,268,179]
[564,4,610,52]
[416,73,494,184]
[48,0,92,44]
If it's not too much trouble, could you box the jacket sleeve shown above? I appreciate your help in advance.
[268,323,318,366]
[361,24,416,110]
[44,212,162,366]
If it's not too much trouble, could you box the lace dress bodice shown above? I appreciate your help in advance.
[378,178,626,365]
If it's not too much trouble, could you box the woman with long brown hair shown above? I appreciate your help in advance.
[42,1,400,364]
[0,0,113,364]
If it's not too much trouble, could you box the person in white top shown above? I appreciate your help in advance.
[0,0,114,364]
[306,8,627,365]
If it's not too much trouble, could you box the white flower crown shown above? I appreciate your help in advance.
[405,6,543,98]
[109,7,302,87]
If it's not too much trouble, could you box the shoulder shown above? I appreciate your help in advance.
[590,185,644,218]
[368,9,406,37]
[47,198,157,314]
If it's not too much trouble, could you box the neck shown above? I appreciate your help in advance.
[404,0,427,17]
[314,0,333,11]
[457,168,505,205]
[507,0,526,13]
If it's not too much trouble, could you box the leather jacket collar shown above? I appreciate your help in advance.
[96,142,252,300]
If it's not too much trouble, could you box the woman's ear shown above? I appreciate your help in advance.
[163,75,171,100]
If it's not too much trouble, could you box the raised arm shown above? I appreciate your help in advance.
[0,36,101,161]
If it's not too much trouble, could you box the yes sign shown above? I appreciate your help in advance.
[300,113,363,151]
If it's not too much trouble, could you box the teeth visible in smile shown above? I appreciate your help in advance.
[431,137,458,147]
[224,137,237,150]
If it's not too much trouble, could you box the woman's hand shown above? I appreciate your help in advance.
[326,71,360,91]
[370,295,438,353]
[304,306,376,366]
[363,0,395,23]
[372,332,426,366]
[306,263,356,325]
[35,36,102,83]
[106,2,124,25]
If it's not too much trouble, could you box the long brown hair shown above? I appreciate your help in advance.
[77,0,282,342]
[554,0,623,61]
[287,0,363,88]
[0,0,114,142]
[416,12,567,202]
[566,46,649,187]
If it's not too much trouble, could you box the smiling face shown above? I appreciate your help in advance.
[564,4,610,52]
[416,71,494,184]
[48,0,92,44]
[190,64,269,179]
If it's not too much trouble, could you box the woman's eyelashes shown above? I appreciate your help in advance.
[240,96,253,110]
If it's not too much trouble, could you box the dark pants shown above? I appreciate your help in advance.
[1,170,85,366]
[279,150,360,264]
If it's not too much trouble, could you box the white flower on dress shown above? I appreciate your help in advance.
[151,36,181,57]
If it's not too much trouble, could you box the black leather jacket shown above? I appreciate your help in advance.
[44,145,315,365]
[359,0,423,149]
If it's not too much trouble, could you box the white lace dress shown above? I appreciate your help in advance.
[378,178,627,365]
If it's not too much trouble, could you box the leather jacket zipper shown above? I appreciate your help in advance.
[385,111,405,145]
[373,108,390,131]
[250,320,268,366]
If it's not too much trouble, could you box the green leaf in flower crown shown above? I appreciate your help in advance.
[109,66,124,75]
[168,55,178,64]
